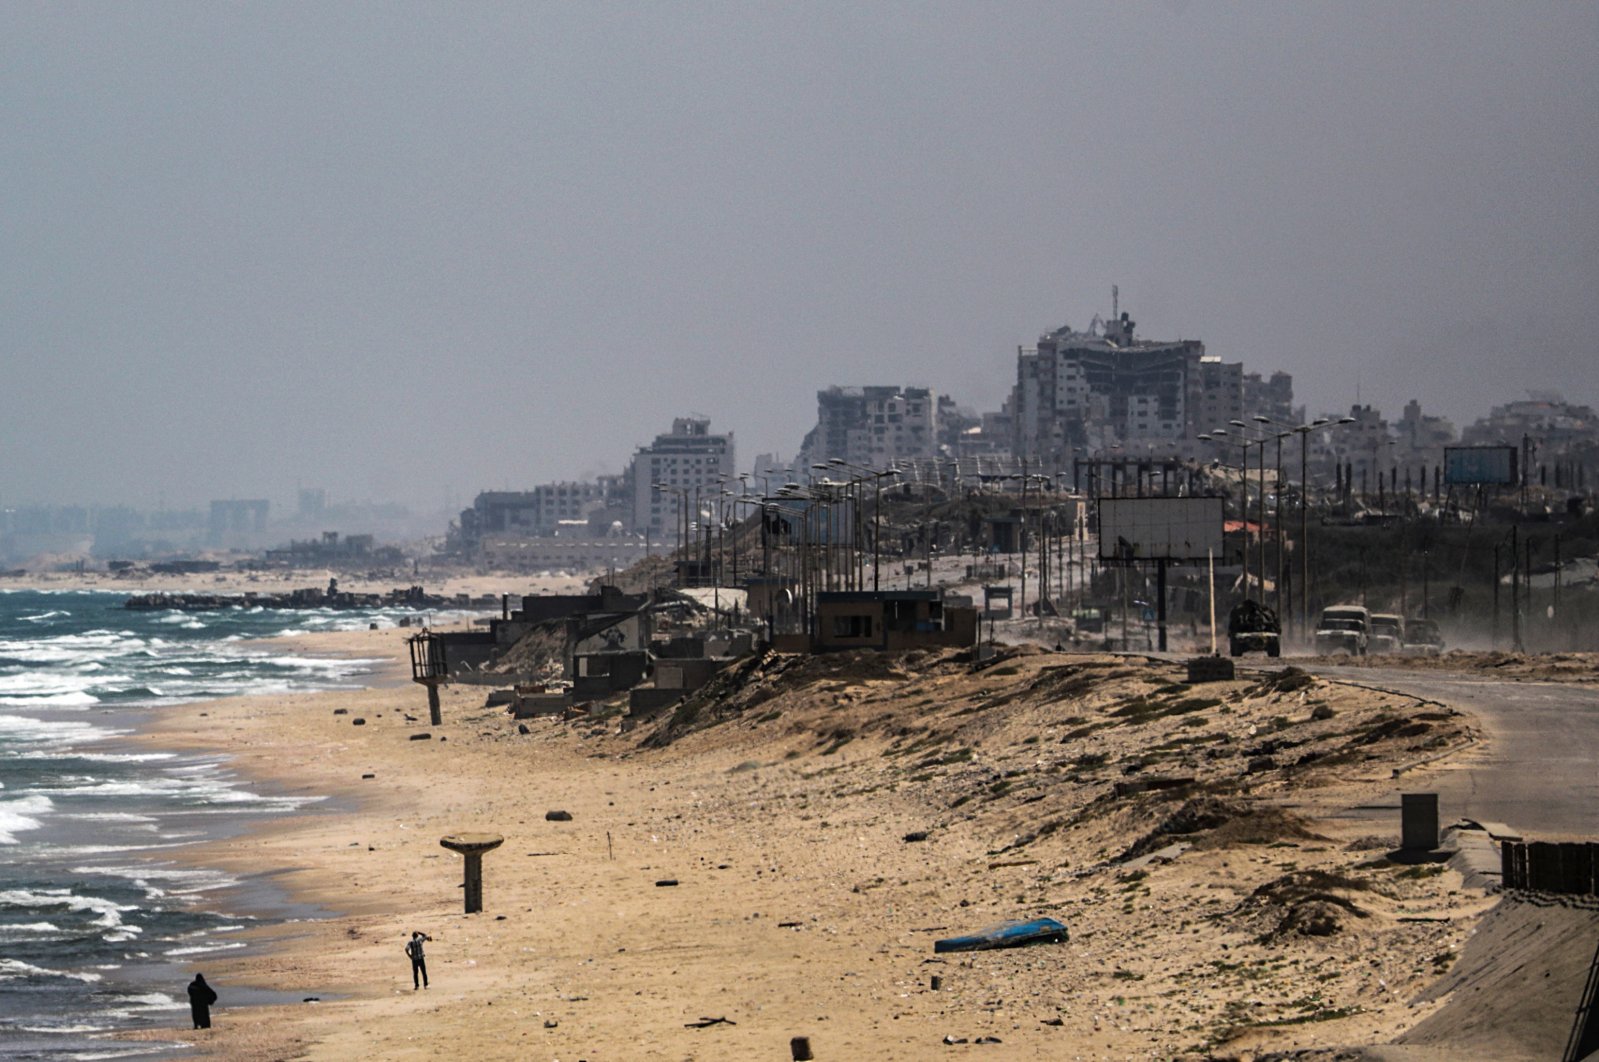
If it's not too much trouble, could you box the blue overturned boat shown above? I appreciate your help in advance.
[933,917,1068,953]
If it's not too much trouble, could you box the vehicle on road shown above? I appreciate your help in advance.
[1402,617,1445,656]
[1315,604,1370,655]
[1227,599,1281,657]
[1071,605,1110,634]
[1369,613,1404,654]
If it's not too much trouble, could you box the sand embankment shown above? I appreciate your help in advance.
[120,637,1516,1061]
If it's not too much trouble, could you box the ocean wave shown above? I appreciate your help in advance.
[19,1022,116,1034]
[0,693,101,710]
[0,714,105,743]
[48,842,186,856]
[28,772,322,811]
[0,793,55,843]
[0,957,103,982]
[73,1043,184,1058]
[0,669,101,694]
[0,886,135,928]
[73,864,238,897]
[162,940,246,957]
[24,750,176,765]
[111,990,179,1008]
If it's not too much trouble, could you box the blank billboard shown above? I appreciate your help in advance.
[1097,496,1225,561]
[1444,446,1517,486]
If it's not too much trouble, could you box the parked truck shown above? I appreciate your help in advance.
[1314,604,1370,655]
[1227,599,1281,657]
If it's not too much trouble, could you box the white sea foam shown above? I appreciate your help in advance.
[0,691,100,707]
[0,921,62,933]
[73,863,237,897]
[0,713,105,745]
[0,669,102,696]
[162,941,246,957]
[62,811,160,823]
[28,771,321,812]
[49,842,186,856]
[25,750,176,764]
[0,957,103,982]
[0,886,134,928]
[0,794,54,843]
[115,991,179,1008]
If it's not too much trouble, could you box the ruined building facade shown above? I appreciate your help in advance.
[798,386,940,471]
[629,417,737,538]
[1010,310,1249,467]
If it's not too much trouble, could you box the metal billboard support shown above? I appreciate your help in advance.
[1098,496,1226,656]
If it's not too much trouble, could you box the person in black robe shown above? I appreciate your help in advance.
[187,973,217,1029]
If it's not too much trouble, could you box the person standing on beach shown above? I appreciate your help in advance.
[406,931,431,989]
[187,973,217,1029]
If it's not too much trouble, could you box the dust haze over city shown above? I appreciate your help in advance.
[8,7,1599,1060]
[3,2,1595,520]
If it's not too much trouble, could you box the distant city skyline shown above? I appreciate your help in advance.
[3,3,1594,509]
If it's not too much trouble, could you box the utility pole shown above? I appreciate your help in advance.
[1512,526,1523,652]
[1257,439,1267,606]
[1492,543,1499,648]
[1301,428,1311,643]
[1275,432,1286,635]
[1422,549,1430,619]
[1525,533,1534,651]
[1019,471,1028,622]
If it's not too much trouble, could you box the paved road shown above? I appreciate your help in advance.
[1314,665,1599,838]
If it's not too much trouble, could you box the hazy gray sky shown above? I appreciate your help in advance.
[4,2,1595,511]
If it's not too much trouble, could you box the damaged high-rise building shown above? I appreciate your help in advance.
[1010,301,1264,469]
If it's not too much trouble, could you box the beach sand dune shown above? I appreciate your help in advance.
[121,637,1495,1060]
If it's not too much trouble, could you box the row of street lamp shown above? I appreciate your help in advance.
[1196,415,1355,638]
[653,417,1367,644]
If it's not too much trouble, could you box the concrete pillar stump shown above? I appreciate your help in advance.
[440,832,504,914]
[1401,793,1438,852]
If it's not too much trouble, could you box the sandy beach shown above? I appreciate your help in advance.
[99,622,1534,1062]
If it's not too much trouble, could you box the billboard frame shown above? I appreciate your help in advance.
[1096,496,1225,563]
[1443,446,1518,487]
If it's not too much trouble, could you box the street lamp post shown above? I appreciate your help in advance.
[1251,416,1297,632]
[1290,416,1353,642]
[653,483,690,588]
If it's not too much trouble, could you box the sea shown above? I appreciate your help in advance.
[0,588,469,1060]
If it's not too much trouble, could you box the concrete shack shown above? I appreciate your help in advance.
[497,585,652,651]
[812,590,978,652]
[573,650,652,697]
[421,628,499,675]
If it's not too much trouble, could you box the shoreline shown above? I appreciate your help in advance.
[0,569,597,601]
[111,627,434,1058]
